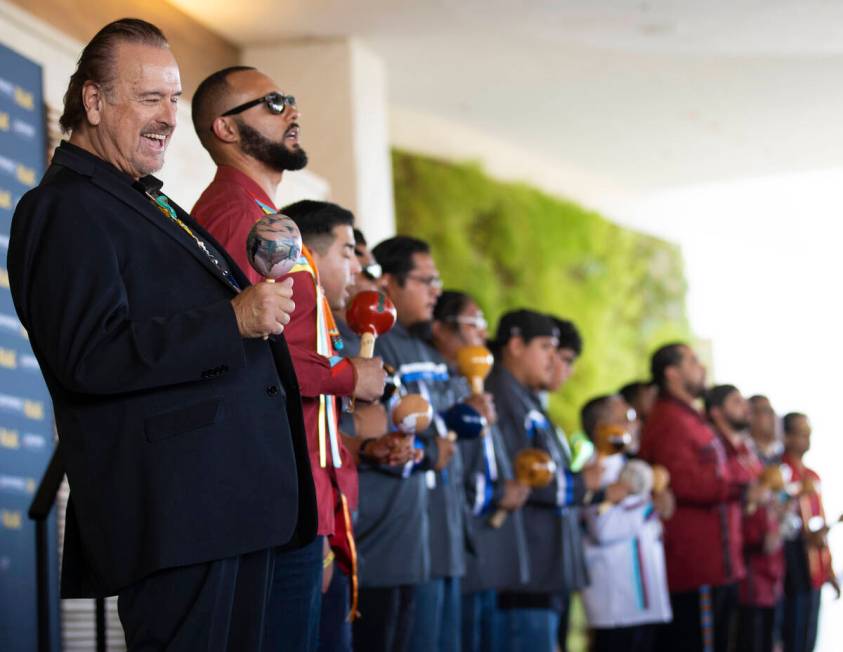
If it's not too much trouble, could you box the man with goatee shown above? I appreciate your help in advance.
[190,67,328,650]
[640,345,754,652]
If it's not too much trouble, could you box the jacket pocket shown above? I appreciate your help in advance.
[144,398,223,442]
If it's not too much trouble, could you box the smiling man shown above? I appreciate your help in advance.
[8,19,316,651]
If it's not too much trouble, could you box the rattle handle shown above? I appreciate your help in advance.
[348,332,375,413]
[470,377,485,396]
[488,508,508,529]
[262,278,276,340]
[359,332,375,358]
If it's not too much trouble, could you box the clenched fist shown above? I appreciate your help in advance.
[350,356,387,402]
[231,278,296,338]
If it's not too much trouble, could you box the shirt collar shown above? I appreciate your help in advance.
[212,165,276,210]
[493,364,544,408]
[54,140,137,186]
[657,389,706,423]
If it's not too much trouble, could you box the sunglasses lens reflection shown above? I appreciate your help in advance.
[266,94,295,114]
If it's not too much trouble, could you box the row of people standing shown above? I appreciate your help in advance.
[183,51,623,652]
[621,345,839,652]
[10,17,837,652]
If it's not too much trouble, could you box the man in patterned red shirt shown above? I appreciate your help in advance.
[640,346,756,652]
[781,413,840,652]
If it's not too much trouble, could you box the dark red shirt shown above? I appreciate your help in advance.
[640,394,751,592]
[193,166,357,536]
[782,453,834,590]
[740,500,785,607]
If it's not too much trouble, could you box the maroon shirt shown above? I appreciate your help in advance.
[640,394,752,592]
[193,166,357,537]
[740,501,785,607]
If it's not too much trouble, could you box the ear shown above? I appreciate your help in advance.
[378,273,395,295]
[81,81,104,126]
[430,320,445,341]
[211,116,239,143]
[664,365,679,387]
[507,336,525,357]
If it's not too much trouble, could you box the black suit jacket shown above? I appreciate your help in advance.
[7,141,316,597]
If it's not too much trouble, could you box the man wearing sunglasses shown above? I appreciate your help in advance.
[191,66,306,284]
[189,67,325,649]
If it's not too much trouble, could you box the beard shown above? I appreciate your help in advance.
[236,119,308,172]
[727,417,751,431]
[685,380,705,399]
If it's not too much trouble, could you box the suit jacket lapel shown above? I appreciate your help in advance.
[50,143,245,294]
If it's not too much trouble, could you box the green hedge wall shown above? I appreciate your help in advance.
[392,150,692,433]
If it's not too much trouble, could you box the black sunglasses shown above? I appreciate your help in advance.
[221,92,296,117]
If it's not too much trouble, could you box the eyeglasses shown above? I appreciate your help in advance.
[406,274,443,290]
[448,315,488,330]
[221,92,297,117]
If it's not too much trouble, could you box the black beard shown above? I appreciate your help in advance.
[728,418,751,431]
[686,380,706,399]
[236,119,308,172]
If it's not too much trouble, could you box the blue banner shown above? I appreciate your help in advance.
[0,42,58,652]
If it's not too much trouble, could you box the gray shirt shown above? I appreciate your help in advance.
[488,364,589,594]
[458,379,530,592]
[376,322,466,580]
[336,318,428,587]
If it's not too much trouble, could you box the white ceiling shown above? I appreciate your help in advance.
[169,0,843,196]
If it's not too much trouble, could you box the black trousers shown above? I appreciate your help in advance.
[118,548,274,651]
[594,624,656,652]
[555,590,571,652]
[352,585,417,652]
[782,589,821,652]
[655,583,738,652]
[736,605,775,652]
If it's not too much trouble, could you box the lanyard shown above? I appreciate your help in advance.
[145,189,241,292]
[300,246,344,469]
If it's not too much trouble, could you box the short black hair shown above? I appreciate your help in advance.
[353,228,367,247]
[580,394,616,439]
[191,65,256,137]
[549,317,582,355]
[748,394,769,405]
[783,412,808,434]
[650,342,687,390]
[371,235,430,286]
[434,290,472,328]
[281,200,354,254]
[704,384,739,415]
[619,381,653,405]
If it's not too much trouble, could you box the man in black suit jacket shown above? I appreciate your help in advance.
[8,19,318,651]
